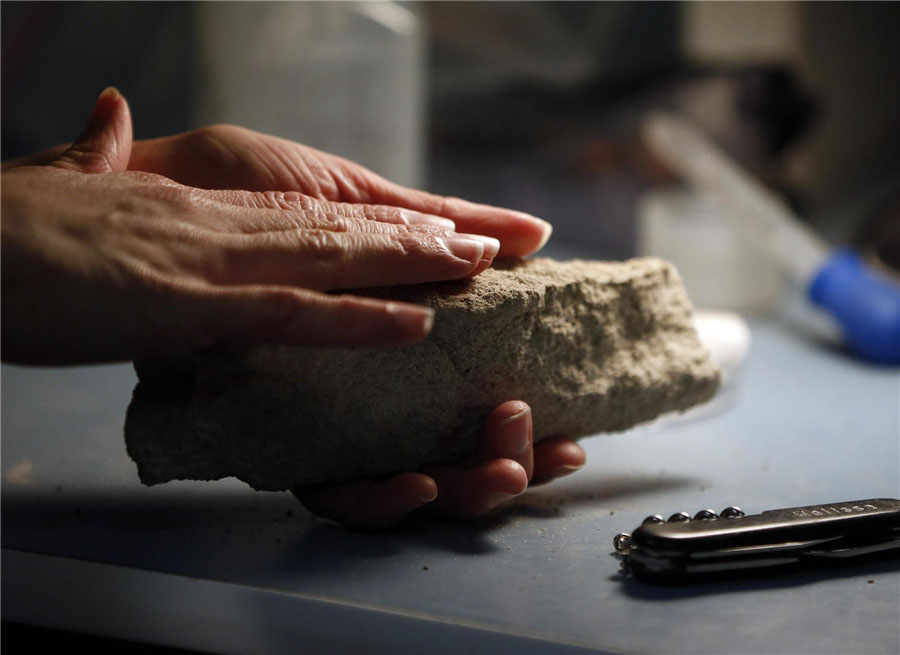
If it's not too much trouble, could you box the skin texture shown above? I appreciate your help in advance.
[1,88,585,527]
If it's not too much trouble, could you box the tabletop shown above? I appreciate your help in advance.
[2,319,899,654]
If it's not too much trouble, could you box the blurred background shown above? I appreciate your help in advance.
[3,1,900,316]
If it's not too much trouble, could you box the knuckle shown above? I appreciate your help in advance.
[258,190,284,210]
[178,126,219,153]
[391,232,416,259]
[334,294,365,314]
[295,194,318,212]
[433,195,454,217]
[189,123,240,144]
[56,148,114,173]
[126,170,181,188]
[358,204,405,226]
[180,124,245,162]
[360,204,379,221]
[306,201,339,225]
[256,190,305,211]
[396,231,439,260]
[327,216,351,233]
[302,230,346,264]
[260,289,305,327]
[407,223,448,237]
[318,203,395,234]
[373,221,410,236]
[305,209,352,232]
[381,206,407,224]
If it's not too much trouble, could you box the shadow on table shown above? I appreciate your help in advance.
[501,473,699,520]
[2,472,699,579]
[274,472,701,589]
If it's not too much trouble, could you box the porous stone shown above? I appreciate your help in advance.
[125,257,719,491]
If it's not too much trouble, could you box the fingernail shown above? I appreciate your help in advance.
[406,212,456,230]
[534,219,553,252]
[407,494,437,513]
[84,87,122,135]
[499,405,531,453]
[551,464,584,477]
[386,303,434,336]
[440,237,484,264]
[486,491,521,510]
[461,234,500,261]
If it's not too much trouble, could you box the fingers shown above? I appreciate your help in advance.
[208,229,498,290]
[419,403,533,520]
[200,189,457,232]
[289,402,586,528]
[293,473,438,530]
[480,404,586,487]
[420,459,528,520]
[532,437,587,485]
[150,282,436,351]
[51,87,133,174]
[321,200,456,231]
[221,176,551,259]
[420,403,584,519]
[362,178,553,258]
[142,187,499,289]
[480,400,534,480]
[130,123,550,256]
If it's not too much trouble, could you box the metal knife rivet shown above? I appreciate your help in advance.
[642,514,665,525]
[720,506,745,518]
[693,509,718,520]
[613,532,633,552]
[668,512,691,522]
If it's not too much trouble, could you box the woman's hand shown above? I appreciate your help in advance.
[125,126,552,259]
[1,89,518,365]
[2,89,583,524]
[294,401,586,528]
[4,110,552,258]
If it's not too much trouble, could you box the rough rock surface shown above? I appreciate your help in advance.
[125,258,719,491]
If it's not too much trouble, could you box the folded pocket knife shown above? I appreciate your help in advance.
[614,498,900,583]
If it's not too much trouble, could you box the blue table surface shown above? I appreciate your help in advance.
[2,320,899,654]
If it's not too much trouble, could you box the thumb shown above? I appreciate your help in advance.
[51,87,133,174]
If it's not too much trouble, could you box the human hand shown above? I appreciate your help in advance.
[1,89,518,364]
[124,125,552,258]
[6,126,552,258]
[293,401,586,528]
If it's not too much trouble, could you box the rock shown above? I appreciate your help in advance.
[125,258,719,491]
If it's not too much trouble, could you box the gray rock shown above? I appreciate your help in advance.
[125,258,719,491]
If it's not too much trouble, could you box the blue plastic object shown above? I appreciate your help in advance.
[808,249,900,365]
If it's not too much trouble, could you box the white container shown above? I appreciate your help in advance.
[637,187,783,314]
[194,2,425,188]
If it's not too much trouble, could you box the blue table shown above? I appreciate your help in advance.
[3,320,898,653]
